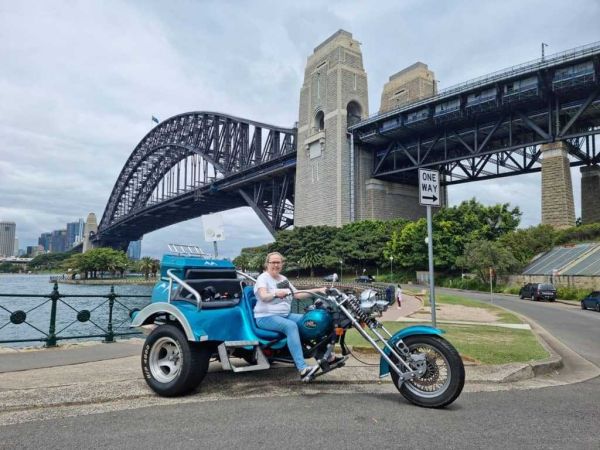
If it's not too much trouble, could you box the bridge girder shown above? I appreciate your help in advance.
[97,112,296,246]
[352,49,600,185]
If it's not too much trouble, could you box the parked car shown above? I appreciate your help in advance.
[323,274,338,282]
[581,291,600,312]
[519,283,557,301]
[355,275,375,283]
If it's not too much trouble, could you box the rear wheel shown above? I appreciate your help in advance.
[595,303,600,313]
[142,324,212,397]
[390,335,465,408]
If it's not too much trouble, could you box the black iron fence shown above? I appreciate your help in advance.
[0,282,151,347]
[290,278,387,313]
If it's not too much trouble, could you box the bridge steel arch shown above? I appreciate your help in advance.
[97,112,296,249]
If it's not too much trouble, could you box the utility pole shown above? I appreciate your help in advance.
[541,42,549,61]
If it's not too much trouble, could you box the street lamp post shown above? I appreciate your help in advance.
[389,256,394,282]
[339,260,343,283]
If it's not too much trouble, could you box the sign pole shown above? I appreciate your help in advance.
[427,205,436,327]
[489,267,494,304]
[213,241,218,258]
[418,168,440,328]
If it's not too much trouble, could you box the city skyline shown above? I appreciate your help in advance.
[1,1,599,258]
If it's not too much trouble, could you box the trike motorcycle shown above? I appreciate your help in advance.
[131,248,465,408]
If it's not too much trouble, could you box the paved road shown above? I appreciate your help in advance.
[436,288,600,366]
[1,379,598,449]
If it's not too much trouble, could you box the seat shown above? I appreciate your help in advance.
[242,286,285,341]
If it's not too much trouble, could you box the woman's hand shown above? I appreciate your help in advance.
[275,288,292,298]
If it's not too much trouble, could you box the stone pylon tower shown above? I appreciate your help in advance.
[541,142,575,229]
[294,30,369,227]
[355,62,445,221]
[82,212,98,252]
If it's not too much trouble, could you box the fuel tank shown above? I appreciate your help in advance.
[298,308,333,341]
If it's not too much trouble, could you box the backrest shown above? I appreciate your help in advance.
[176,279,243,308]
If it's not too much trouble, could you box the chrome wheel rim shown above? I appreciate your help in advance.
[403,343,451,398]
[149,337,183,383]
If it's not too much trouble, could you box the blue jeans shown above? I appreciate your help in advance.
[256,313,307,371]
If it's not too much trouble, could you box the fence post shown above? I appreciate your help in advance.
[46,282,60,347]
[104,285,116,343]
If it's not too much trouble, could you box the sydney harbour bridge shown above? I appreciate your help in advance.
[93,31,600,250]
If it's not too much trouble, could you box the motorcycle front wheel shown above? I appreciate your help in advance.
[390,335,465,408]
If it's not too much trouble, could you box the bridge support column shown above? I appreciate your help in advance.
[82,212,98,252]
[580,165,600,224]
[295,30,369,227]
[541,141,575,229]
[355,61,445,221]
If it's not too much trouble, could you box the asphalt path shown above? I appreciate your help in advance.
[435,288,600,366]
[0,379,598,449]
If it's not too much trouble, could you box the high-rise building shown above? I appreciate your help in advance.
[127,239,142,260]
[14,237,19,257]
[66,219,84,249]
[50,229,67,253]
[38,232,52,251]
[26,245,44,257]
[0,221,16,257]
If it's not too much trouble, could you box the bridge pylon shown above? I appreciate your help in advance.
[294,30,369,227]
[541,142,576,229]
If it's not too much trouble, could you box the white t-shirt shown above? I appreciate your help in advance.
[253,272,297,318]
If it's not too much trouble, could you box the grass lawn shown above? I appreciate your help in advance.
[346,322,549,365]
[419,293,523,324]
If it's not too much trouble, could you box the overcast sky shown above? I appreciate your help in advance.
[1,0,599,258]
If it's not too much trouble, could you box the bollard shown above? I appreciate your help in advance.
[46,282,60,347]
[104,285,116,343]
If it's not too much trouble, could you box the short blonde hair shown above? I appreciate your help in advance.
[264,252,285,269]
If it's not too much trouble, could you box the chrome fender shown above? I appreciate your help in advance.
[379,326,444,377]
[130,303,201,342]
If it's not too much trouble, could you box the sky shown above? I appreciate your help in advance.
[1,0,599,258]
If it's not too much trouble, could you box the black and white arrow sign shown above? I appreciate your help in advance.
[418,169,441,206]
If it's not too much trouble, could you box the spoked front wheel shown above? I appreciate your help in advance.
[390,335,465,408]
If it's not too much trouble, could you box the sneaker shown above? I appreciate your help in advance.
[300,364,319,382]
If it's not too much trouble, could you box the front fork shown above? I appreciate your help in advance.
[336,302,427,385]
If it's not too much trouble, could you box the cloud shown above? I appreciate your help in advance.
[0,1,598,255]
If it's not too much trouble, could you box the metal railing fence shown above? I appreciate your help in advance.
[0,282,151,347]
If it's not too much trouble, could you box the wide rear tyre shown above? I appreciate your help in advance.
[390,335,465,408]
[142,324,212,397]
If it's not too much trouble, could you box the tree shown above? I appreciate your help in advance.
[139,257,154,280]
[457,240,520,284]
[299,249,322,277]
[499,224,556,266]
[387,199,521,271]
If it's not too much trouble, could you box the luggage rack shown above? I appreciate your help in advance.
[167,243,209,257]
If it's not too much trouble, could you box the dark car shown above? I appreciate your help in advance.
[355,275,374,283]
[581,291,600,312]
[519,283,557,301]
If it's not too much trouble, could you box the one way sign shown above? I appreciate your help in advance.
[419,169,440,206]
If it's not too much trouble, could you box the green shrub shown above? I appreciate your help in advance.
[556,286,590,301]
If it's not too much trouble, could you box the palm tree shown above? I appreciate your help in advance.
[300,250,322,278]
[139,257,154,280]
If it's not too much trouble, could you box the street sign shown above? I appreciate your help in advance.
[418,169,440,206]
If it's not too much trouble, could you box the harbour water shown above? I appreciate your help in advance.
[0,274,152,348]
